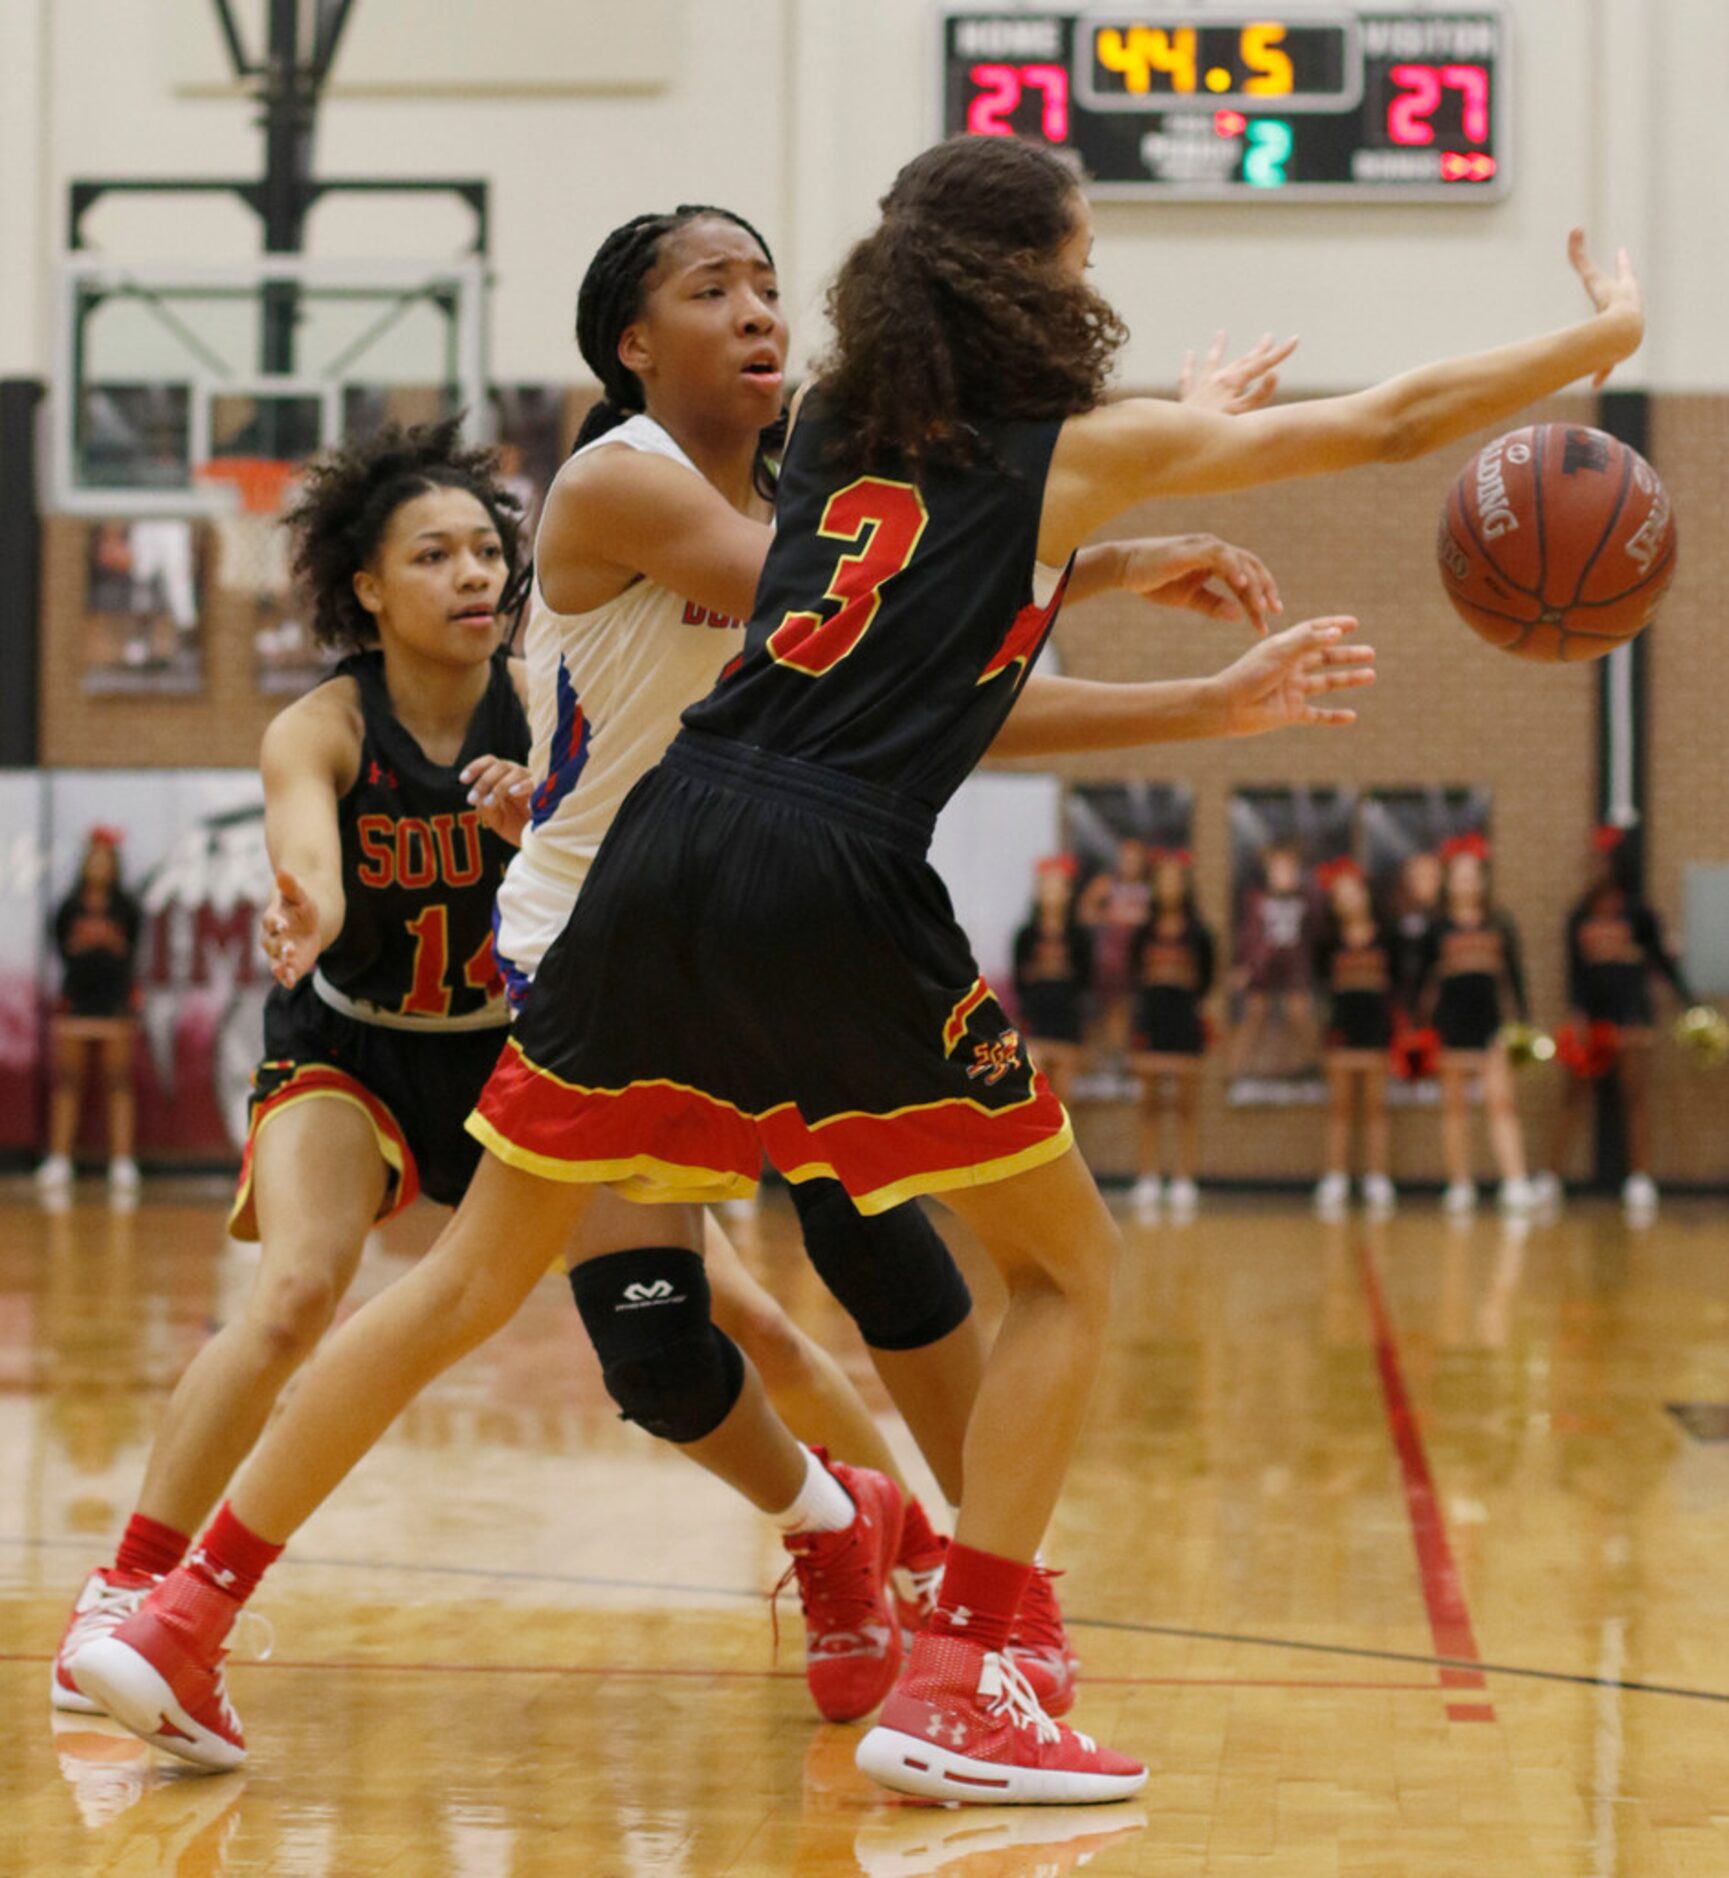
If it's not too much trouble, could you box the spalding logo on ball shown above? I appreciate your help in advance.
[1437,423,1677,662]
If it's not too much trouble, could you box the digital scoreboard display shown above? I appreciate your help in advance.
[941,8,1510,200]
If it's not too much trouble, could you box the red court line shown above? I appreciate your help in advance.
[1355,1238,1493,1715]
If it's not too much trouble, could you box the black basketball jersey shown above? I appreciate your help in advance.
[318,649,529,1024]
[684,400,1069,812]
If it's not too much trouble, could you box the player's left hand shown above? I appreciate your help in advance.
[460,755,537,848]
[1179,330,1300,415]
[1118,534,1283,635]
[1215,616,1375,736]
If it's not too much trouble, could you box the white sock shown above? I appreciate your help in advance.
[773,1446,855,1536]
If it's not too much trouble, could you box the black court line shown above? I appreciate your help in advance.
[8,1531,1727,1708]
[1075,1615,1729,1707]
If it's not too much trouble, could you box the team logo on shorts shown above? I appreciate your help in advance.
[966,1028,1023,1087]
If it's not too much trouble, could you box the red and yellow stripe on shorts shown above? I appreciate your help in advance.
[228,1062,418,1240]
[466,1033,1072,1217]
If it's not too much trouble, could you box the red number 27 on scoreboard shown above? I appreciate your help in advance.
[767,478,929,677]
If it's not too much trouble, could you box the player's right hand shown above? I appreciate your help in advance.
[1567,229,1643,384]
[261,868,323,989]
[1179,331,1300,415]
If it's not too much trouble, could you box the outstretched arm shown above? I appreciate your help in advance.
[258,689,358,989]
[1040,232,1644,558]
[989,617,1373,759]
[1064,533,1283,633]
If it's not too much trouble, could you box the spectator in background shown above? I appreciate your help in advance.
[1077,835,1153,1059]
[37,828,143,1210]
[1229,839,1318,1077]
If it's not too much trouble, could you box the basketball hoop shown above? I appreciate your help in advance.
[195,456,300,517]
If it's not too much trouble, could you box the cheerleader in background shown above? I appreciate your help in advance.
[1415,835,1533,1216]
[1127,849,1214,1219]
[1011,855,1093,1109]
[1533,826,1697,1222]
[1077,836,1153,1059]
[36,827,144,1210]
[1311,859,1397,1219]
[1390,847,1444,1015]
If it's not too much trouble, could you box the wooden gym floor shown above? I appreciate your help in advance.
[4,1179,1729,1875]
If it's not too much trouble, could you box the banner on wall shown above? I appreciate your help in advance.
[0,776,46,1151]
[43,772,271,1161]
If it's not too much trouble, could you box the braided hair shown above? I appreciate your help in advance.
[572,205,784,499]
[285,416,529,653]
[817,137,1127,475]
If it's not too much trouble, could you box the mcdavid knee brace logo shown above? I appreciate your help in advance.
[619,1280,683,1309]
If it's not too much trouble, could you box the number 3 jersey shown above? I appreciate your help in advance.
[684,399,1070,814]
[315,646,528,1027]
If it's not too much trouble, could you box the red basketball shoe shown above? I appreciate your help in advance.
[52,1568,158,1714]
[856,1632,1145,1805]
[780,1455,905,1722]
[67,1567,248,1771]
[1006,1564,1080,1717]
[892,1521,947,1646]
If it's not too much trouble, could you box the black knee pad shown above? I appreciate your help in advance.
[788,1179,973,1352]
[569,1246,745,1444]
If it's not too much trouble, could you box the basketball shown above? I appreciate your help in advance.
[1436,423,1677,661]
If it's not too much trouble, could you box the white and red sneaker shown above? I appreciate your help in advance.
[891,1527,947,1646]
[51,1568,157,1714]
[68,1567,248,1771]
[857,1632,1145,1805]
[1006,1564,1081,1718]
[781,1456,906,1722]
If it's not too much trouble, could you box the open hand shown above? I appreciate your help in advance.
[460,754,537,848]
[1118,533,1283,635]
[260,868,324,989]
[1568,229,1643,385]
[1215,617,1375,736]
[1179,330,1299,415]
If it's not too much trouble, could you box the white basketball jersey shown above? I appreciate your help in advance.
[494,414,749,983]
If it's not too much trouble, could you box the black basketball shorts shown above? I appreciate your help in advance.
[468,731,1072,1216]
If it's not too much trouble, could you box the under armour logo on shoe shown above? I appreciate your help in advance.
[946,1605,973,1628]
[189,1549,237,1590]
[926,1714,968,1747]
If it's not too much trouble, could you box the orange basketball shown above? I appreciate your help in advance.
[1436,423,1677,662]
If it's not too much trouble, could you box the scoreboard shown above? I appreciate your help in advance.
[940,8,1510,201]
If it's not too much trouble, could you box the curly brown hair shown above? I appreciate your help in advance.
[285,416,529,653]
[816,138,1126,474]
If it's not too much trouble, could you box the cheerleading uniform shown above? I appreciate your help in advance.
[1418,912,1529,1054]
[1012,917,1092,1045]
[1319,922,1395,1053]
[1131,914,1215,1057]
